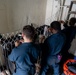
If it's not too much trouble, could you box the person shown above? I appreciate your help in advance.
[40,21,65,75]
[8,25,39,75]
[61,17,76,65]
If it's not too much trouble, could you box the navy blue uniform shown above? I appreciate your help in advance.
[8,43,39,75]
[61,26,76,63]
[41,32,65,75]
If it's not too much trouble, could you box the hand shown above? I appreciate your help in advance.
[59,20,65,24]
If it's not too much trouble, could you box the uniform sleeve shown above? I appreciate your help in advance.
[8,49,16,62]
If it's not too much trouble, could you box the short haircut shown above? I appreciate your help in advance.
[69,17,76,26]
[50,21,61,30]
[23,25,35,40]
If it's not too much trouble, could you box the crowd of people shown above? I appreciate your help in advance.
[0,17,76,75]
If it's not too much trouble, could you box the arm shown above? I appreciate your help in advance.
[8,49,16,62]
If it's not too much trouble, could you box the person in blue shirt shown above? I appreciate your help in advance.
[40,21,65,75]
[61,17,76,69]
[8,25,39,75]
[62,17,76,51]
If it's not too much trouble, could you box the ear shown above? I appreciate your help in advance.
[22,32,24,37]
[49,28,52,32]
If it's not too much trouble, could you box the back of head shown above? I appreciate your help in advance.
[69,17,76,26]
[50,21,61,31]
[22,25,35,40]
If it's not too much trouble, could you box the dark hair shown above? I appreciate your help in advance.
[69,17,76,26]
[50,21,61,30]
[23,25,35,40]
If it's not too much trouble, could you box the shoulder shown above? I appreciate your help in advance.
[12,44,23,52]
[31,43,40,50]
[31,44,41,53]
[11,47,18,54]
[15,43,24,49]
[58,32,66,42]
[61,27,69,32]
[44,35,53,43]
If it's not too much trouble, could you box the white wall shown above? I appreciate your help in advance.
[45,0,61,25]
[45,0,53,25]
[0,0,47,34]
[7,0,47,32]
[0,0,9,33]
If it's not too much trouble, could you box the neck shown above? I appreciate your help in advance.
[52,30,58,34]
[23,38,32,43]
